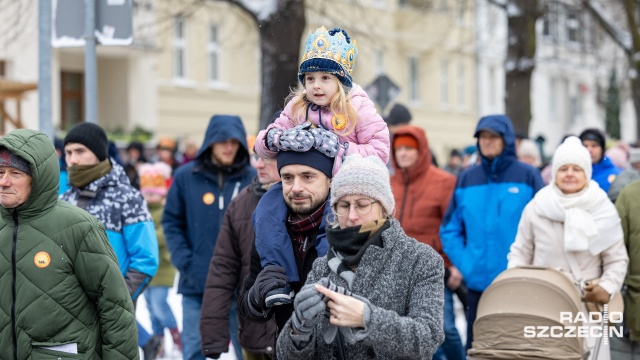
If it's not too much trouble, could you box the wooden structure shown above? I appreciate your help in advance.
[0,80,37,134]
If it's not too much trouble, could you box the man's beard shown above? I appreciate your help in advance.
[285,189,329,216]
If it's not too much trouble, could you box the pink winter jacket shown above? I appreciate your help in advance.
[255,83,390,174]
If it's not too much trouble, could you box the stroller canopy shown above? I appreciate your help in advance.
[468,267,584,360]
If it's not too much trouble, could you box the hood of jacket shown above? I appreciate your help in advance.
[196,114,251,174]
[391,125,432,183]
[474,114,517,177]
[0,129,59,222]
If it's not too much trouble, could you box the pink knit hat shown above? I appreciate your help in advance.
[139,162,172,196]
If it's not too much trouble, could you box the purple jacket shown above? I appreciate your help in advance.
[255,83,390,174]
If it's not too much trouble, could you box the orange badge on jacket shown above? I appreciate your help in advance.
[203,192,215,205]
[34,251,51,268]
[331,114,347,130]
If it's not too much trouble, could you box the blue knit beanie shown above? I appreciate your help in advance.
[277,148,334,179]
[298,27,358,89]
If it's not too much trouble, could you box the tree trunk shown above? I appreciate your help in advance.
[504,0,541,137]
[632,71,640,142]
[258,0,306,130]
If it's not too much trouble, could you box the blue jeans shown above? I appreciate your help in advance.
[137,321,152,347]
[433,287,466,360]
[182,294,242,360]
[146,286,178,336]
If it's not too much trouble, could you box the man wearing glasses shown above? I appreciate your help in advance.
[238,147,334,353]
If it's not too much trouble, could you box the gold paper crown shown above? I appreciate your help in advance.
[299,27,358,87]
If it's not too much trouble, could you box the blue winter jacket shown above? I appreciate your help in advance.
[592,156,622,193]
[162,115,256,296]
[253,182,331,282]
[60,160,159,301]
[440,115,544,292]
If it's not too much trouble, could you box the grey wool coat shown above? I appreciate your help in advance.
[276,219,445,359]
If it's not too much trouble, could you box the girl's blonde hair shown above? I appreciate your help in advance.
[286,75,359,137]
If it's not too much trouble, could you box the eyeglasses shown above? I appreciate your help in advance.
[250,154,275,164]
[333,199,379,216]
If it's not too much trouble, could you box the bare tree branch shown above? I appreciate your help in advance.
[486,0,508,10]
[582,0,632,56]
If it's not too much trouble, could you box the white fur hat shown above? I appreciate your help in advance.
[552,136,592,182]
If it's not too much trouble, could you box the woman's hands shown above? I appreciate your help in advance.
[583,283,610,305]
[315,284,365,328]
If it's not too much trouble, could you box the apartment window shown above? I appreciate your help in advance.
[542,1,558,40]
[440,60,449,107]
[408,56,420,102]
[456,0,465,25]
[457,62,465,109]
[207,24,220,82]
[173,17,186,79]
[566,8,581,44]
[60,71,84,130]
[375,49,384,75]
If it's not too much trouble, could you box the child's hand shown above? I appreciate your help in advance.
[310,128,341,157]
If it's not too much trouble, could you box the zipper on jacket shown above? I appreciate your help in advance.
[11,210,19,360]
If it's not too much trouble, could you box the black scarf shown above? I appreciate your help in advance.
[326,219,389,268]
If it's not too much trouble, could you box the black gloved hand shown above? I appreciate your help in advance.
[248,265,289,311]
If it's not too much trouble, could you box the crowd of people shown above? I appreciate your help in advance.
[0,25,638,360]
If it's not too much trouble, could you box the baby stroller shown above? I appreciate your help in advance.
[467,266,586,360]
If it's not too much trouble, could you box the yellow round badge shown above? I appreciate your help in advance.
[34,251,50,268]
[331,114,347,131]
[203,192,215,205]
[608,174,617,184]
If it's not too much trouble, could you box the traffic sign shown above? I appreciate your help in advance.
[52,0,133,48]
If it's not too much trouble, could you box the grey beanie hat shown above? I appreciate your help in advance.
[0,148,31,176]
[331,154,395,215]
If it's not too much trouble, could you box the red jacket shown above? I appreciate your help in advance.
[390,125,456,268]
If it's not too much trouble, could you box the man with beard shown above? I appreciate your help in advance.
[238,147,333,351]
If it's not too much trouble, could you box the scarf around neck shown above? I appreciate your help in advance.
[533,181,622,255]
[326,219,389,288]
[68,158,112,188]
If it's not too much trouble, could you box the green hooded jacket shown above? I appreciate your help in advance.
[616,181,640,342]
[0,129,139,359]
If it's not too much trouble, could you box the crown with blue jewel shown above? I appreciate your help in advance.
[298,26,358,88]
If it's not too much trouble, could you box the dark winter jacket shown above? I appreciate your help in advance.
[163,115,256,295]
[201,178,277,357]
[440,115,544,292]
[254,182,331,282]
[60,160,159,301]
[276,220,445,359]
[390,125,456,269]
[0,130,138,359]
[238,186,330,336]
[592,156,622,193]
